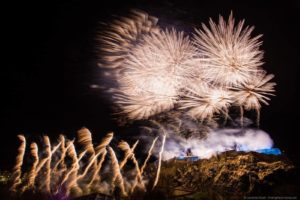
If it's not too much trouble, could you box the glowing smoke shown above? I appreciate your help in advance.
[162,128,274,160]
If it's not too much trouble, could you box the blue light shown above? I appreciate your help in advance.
[176,156,199,161]
[255,148,282,155]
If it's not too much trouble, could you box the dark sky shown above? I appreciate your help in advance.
[2,0,300,170]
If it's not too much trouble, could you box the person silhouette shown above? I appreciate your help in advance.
[186,148,192,156]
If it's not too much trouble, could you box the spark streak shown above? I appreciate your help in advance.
[22,142,39,192]
[108,146,127,196]
[152,133,166,189]
[10,135,26,192]
[118,141,145,192]
[53,135,67,172]
[44,136,52,193]
[131,136,159,192]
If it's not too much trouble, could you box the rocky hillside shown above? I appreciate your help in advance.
[142,151,297,200]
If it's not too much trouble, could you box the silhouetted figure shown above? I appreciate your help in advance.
[186,148,192,156]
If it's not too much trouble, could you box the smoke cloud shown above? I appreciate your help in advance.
[162,128,273,160]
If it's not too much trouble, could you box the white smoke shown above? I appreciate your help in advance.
[162,128,274,160]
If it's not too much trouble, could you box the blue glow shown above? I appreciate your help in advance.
[255,148,282,155]
[175,148,282,162]
[176,156,199,161]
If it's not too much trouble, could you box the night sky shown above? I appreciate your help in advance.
[2,0,300,170]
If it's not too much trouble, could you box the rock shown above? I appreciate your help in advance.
[148,150,296,199]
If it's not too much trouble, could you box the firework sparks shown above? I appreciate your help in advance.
[193,12,263,86]
[63,142,85,197]
[113,29,198,120]
[98,11,275,124]
[10,135,26,192]
[77,128,98,183]
[88,132,113,186]
[118,141,145,192]
[119,140,139,169]
[152,133,166,189]
[10,129,164,198]
[99,10,159,70]
[43,136,52,193]
[53,135,67,172]
[23,143,39,192]
[132,136,159,192]
[95,132,114,152]
[179,84,233,121]
[77,152,101,182]
[108,146,127,196]
[87,149,107,188]
[231,71,276,126]
[78,128,96,154]
[35,140,61,176]
[10,9,278,199]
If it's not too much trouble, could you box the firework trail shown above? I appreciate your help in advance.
[35,140,61,176]
[42,136,52,193]
[141,137,159,174]
[118,141,145,192]
[132,136,159,192]
[53,135,67,172]
[35,138,61,193]
[78,128,98,175]
[87,149,107,188]
[77,152,101,182]
[22,142,39,192]
[95,132,114,152]
[88,132,113,187]
[193,12,263,86]
[10,135,26,192]
[152,133,166,189]
[108,146,127,196]
[60,142,83,185]
[130,152,145,192]
[53,139,75,185]
[78,128,96,154]
[63,142,85,197]
[231,71,276,126]
[119,140,139,169]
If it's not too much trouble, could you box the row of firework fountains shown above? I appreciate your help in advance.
[98,10,276,125]
[10,128,166,198]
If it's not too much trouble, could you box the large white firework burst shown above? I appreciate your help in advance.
[98,11,276,125]
[193,13,264,86]
[115,29,198,120]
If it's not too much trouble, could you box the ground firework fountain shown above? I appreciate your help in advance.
[10,128,163,199]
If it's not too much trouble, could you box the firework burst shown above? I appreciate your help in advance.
[97,11,275,125]
[193,12,263,86]
[231,71,276,125]
[179,83,233,121]
[99,10,159,69]
[114,29,197,120]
